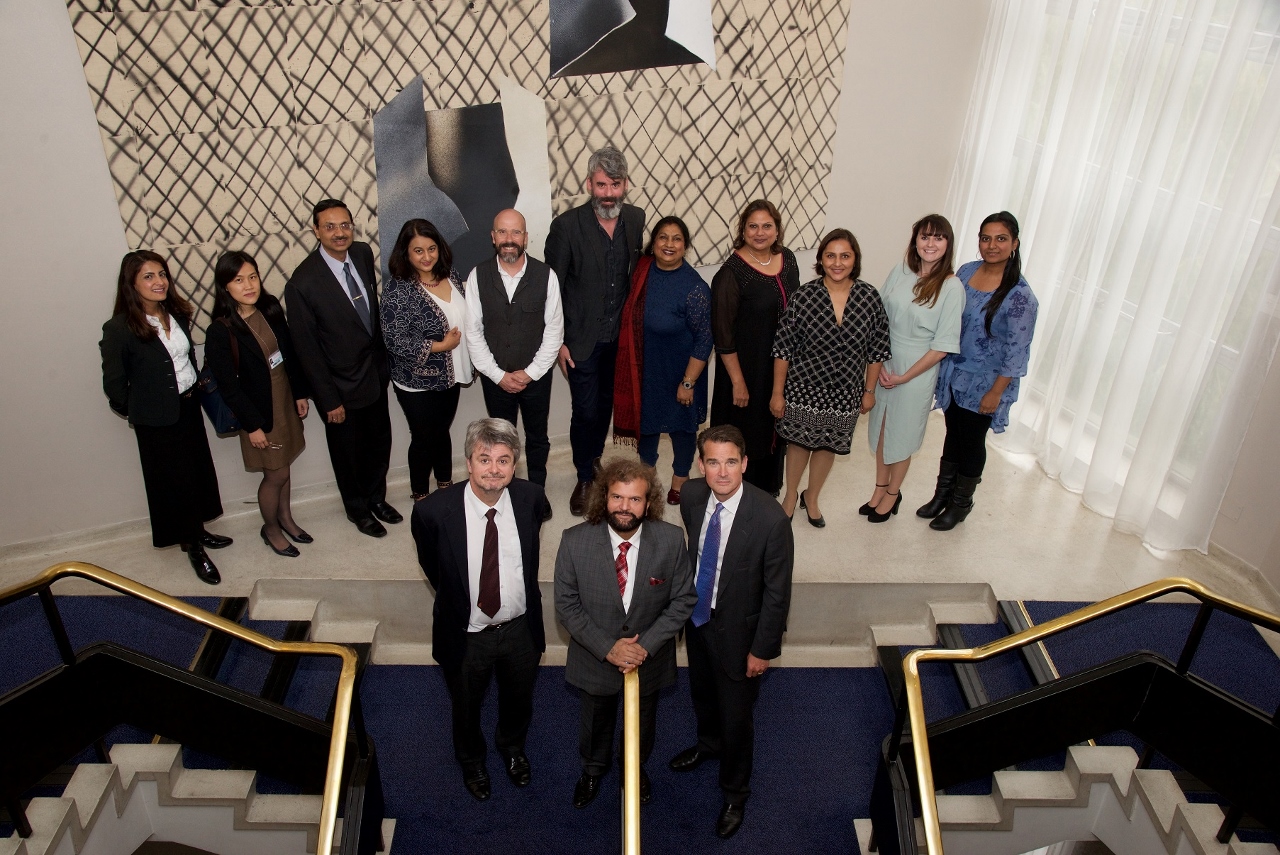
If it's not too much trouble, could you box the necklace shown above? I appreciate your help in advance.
[746,248,774,267]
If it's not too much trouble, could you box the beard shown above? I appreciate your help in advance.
[591,195,623,220]
[607,510,642,534]
[496,242,525,263]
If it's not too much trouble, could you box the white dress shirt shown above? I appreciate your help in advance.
[463,483,527,631]
[463,255,565,384]
[318,248,370,314]
[148,316,197,394]
[694,484,744,609]
[607,523,643,614]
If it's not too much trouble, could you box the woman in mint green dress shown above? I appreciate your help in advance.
[861,215,963,523]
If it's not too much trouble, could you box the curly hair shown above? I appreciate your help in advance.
[582,458,666,525]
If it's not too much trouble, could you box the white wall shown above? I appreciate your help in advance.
[0,0,992,549]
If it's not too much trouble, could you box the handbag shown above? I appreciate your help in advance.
[199,319,241,435]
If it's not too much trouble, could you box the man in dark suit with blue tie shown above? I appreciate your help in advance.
[670,424,794,839]
[554,458,696,808]
[285,198,399,537]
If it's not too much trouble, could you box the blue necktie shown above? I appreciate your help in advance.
[692,502,724,628]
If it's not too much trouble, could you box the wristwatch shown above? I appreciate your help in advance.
[681,379,694,390]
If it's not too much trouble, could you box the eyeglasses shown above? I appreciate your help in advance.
[493,228,525,238]
[319,222,354,232]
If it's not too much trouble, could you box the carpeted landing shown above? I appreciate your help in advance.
[3,595,1277,852]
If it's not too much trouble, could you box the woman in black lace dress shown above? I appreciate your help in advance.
[709,200,801,495]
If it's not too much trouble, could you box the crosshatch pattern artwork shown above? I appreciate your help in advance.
[68,0,850,338]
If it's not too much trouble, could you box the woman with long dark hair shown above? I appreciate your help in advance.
[205,251,312,557]
[921,211,1038,530]
[612,215,712,503]
[100,250,230,584]
[861,215,964,523]
[709,199,801,495]
[770,229,890,526]
[380,219,470,502]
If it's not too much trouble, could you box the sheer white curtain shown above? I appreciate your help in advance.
[946,0,1280,552]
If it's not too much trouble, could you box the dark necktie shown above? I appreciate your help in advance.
[478,507,500,618]
[616,541,631,602]
[344,261,372,334]
[692,502,723,627]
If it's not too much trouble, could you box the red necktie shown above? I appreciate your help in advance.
[616,541,631,601]
[478,508,501,618]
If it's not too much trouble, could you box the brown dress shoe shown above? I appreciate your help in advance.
[569,480,591,516]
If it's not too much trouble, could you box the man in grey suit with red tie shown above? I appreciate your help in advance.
[285,198,399,537]
[554,458,696,808]
[411,418,550,801]
[670,424,794,839]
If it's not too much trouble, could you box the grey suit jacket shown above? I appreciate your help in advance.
[555,518,695,696]
[680,478,794,680]
[544,201,645,362]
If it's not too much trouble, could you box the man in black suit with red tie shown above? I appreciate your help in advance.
[411,418,550,801]
[670,424,794,839]
[285,198,400,537]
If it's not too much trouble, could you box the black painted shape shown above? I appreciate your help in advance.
[425,103,519,277]
[552,0,705,77]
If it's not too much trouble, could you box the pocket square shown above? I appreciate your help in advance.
[648,577,666,586]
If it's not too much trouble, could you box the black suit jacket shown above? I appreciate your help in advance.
[284,242,387,413]
[544,201,645,362]
[204,312,311,434]
[100,313,196,427]
[680,478,794,680]
[412,480,549,672]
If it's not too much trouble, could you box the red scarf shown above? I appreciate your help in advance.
[612,255,654,446]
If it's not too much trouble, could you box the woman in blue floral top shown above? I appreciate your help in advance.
[921,211,1038,530]
[380,219,471,502]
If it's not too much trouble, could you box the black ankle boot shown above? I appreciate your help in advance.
[916,460,959,518]
[930,474,980,531]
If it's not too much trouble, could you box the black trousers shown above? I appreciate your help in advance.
[134,393,223,548]
[685,619,761,805]
[480,372,552,487]
[578,687,659,775]
[322,386,393,518]
[941,402,994,478]
[440,614,541,772]
[393,384,460,495]
[566,340,617,483]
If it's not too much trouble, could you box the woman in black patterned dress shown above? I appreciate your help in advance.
[770,228,890,526]
[709,200,801,495]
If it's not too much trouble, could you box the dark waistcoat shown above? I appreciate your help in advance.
[476,256,550,372]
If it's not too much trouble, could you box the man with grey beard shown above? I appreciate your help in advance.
[546,146,645,516]
[464,209,564,515]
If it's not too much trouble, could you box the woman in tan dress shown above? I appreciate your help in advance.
[206,251,311,557]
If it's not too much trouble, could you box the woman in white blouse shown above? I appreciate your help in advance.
[100,250,230,584]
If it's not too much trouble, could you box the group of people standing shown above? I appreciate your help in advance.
[98,142,1037,837]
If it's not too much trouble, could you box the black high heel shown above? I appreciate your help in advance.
[867,491,902,523]
[799,490,825,528]
[261,525,300,557]
[281,525,313,544]
[859,483,889,516]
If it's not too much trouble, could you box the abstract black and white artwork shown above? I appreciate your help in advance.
[549,0,715,77]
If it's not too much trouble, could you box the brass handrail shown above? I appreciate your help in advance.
[899,576,1280,855]
[0,562,359,855]
[622,668,640,855]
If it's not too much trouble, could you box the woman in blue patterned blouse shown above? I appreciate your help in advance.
[922,211,1038,530]
[380,219,471,502]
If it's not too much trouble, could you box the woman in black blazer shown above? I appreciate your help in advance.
[206,251,312,558]
[100,250,230,585]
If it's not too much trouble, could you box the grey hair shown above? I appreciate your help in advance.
[586,145,629,182]
[464,418,522,465]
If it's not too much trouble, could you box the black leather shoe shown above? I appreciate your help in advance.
[569,480,591,516]
[503,752,531,787]
[463,767,490,801]
[716,803,745,839]
[668,746,719,772]
[347,514,387,538]
[182,544,221,585]
[573,772,603,808]
[199,530,233,549]
[867,491,902,524]
[370,501,402,524]
[260,525,300,557]
[800,490,825,528]
[282,526,313,544]
[859,484,889,516]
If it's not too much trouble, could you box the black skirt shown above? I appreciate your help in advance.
[133,393,224,547]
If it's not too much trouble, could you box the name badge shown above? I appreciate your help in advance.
[268,350,284,369]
